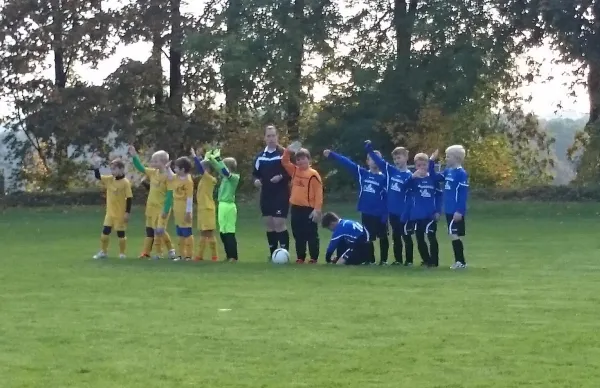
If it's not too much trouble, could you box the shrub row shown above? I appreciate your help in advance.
[1,184,599,208]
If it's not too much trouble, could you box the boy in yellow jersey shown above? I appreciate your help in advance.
[164,157,194,261]
[92,159,133,259]
[190,148,218,261]
[128,146,176,260]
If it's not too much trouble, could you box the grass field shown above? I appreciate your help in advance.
[1,201,600,387]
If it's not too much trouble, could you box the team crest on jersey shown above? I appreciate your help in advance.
[445,182,451,190]
[420,188,431,198]
[390,182,401,192]
[364,184,376,193]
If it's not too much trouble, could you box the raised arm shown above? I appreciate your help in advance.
[456,171,469,215]
[325,150,361,179]
[128,146,146,174]
[193,156,205,175]
[207,152,231,178]
[281,147,297,177]
[364,140,394,174]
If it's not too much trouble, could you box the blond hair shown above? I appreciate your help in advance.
[152,150,169,163]
[392,147,409,157]
[445,145,466,162]
[223,157,237,171]
[414,153,429,163]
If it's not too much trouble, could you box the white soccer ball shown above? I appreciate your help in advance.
[271,248,290,264]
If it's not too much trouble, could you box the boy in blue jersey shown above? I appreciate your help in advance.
[405,153,443,267]
[321,212,370,265]
[364,140,414,266]
[429,146,469,269]
[323,148,388,265]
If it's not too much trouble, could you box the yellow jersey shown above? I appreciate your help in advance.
[169,174,194,206]
[144,167,169,208]
[100,175,133,217]
[196,173,217,210]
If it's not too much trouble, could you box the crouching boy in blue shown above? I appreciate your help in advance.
[322,212,370,265]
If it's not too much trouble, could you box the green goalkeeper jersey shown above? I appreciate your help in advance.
[218,173,240,203]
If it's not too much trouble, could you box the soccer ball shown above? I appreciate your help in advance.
[271,248,290,264]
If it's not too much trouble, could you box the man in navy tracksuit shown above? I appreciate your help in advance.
[404,153,443,267]
[365,140,414,266]
[323,148,388,265]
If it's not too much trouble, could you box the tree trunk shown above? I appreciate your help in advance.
[223,0,242,132]
[169,0,183,116]
[151,31,164,107]
[51,0,67,88]
[286,0,305,141]
[393,0,417,81]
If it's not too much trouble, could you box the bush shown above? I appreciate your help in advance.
[1,184,599,208]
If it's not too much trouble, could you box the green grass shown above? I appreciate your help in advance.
[1,201,600,387]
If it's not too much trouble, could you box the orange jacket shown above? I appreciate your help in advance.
[282,148,323,210]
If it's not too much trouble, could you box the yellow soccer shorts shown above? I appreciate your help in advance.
[197,208,216,231]
[173,205,193,228]
[145,205,171,229]
[103,214,127,232]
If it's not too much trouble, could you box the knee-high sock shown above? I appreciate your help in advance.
[278,230,290,251]
[452,239,465,264]
[197,236,207,258]
[100,234,110,252]
[208,235,217,258]
[403,235,414,264]
[220,233,230,258]
[428,234,439,266]
[415,232,430,264]
[229,234,238,260]
[267,231,278,255]
[379,237,389,263]
[392,231,403,263]
[119,237,127,255]
[154,234,164,255]
[185,236,194,258]
[143,237,153,254]
[178,237,186,257]
[163,232,173,250]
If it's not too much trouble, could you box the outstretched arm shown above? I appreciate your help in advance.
[132,156,146,174]
[325,150,361,179]
[193,156,205,175]
[364,140,394,174]
[207,150,231,178]
[281,147,297,177]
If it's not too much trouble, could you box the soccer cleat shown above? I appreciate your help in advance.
[167,249,177,259]
[119,254,127,260]
[404,262,413,267]
[194,256,204,262]
[296,258,305,264]
[450,262,467,270]
[138,253,151,259]
[173,256,183,262]
[211,256,218,262]
[391,261,403,266]
[184,257,192,262]
[93,251,107,260]
[227,258,238,263]
[378,261,389,266]
[308,259,318,264]
[152,255,162,260]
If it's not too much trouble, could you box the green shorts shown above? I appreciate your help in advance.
[218,202,237,233]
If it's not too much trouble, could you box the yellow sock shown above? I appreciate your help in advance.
[185,236,194,258]
[119,237,127,255]
[164,232,173,250]
[100,234,110,252]
[197,236,207,259]
[208,236,217,259]
[154,234,163,256]
[143,237,153,255]
[178,237,185,257]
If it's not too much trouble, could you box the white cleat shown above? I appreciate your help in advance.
[167,249,177,259]
[119,254,127,260]
[152,254,162,260]
[93,251,107,260]
[450,262,467,270]
[173,256,182,262]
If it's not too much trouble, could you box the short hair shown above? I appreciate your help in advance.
[152,150,169,162]
[295,148,311,159]
[110,159,125,169]
[392,147,409,157]
[321,212,340,228]
[223,157,237,171]
[174,157,192,173]
[265,124,277,134]
[200,159,213,173]
[414,153,429,163]
[445,145,466,161]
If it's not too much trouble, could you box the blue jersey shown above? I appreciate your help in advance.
[404,175,442,221]
[253,147,290,192]
[325,219,369,259]
[429,161,469,215]
[366,144,412,216]
[328,152,387,217]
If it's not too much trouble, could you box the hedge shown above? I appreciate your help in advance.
[1,184,599,208]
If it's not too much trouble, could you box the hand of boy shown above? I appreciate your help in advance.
[309,209,321,223]
[323,149,331,158]
[452,212,463,222]
[190,148,196,157]
[184,212,192,223]
[128,145,137,157]
[270,174,283,183]
[430,149,439,161]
